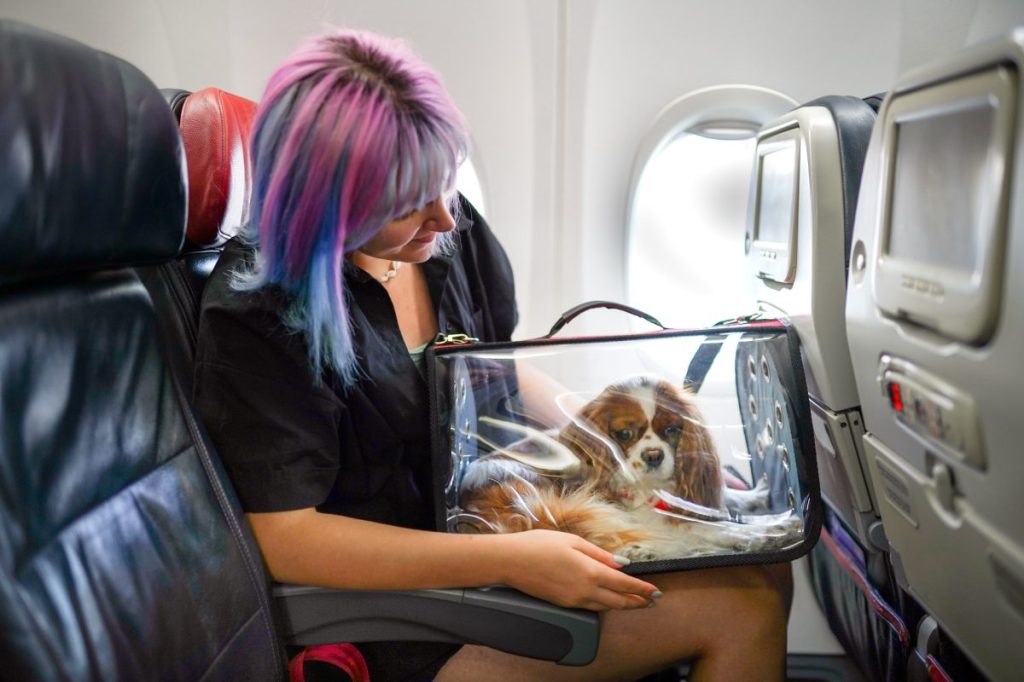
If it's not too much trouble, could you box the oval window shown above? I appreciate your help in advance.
[626,86,796,328]
[457,157,487,217]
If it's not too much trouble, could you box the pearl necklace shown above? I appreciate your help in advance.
[379,260,402,284]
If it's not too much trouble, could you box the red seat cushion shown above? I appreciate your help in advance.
[179,87,257,246]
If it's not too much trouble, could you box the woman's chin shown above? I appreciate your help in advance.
[401,239,436,262]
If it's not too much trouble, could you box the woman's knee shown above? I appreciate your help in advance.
[655,566,789,652]
[657,563,786,596]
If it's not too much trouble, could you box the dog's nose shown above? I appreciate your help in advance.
[640,448,664,468]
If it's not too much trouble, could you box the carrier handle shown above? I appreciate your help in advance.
[544,300,666,338]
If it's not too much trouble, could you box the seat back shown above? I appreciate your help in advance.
[745,95,882,545]
[744,96,914,680]
[138,87,256,393]
[845,28,1024,680]
[0,21,283,680]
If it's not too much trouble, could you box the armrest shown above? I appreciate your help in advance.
[272,583,599,666]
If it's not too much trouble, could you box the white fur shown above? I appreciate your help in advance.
[461,458,538,490]
[617,506,805,561]
[722,476,771,515]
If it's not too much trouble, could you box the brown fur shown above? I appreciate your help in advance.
[458,476,660,554]
[558,379,723,513]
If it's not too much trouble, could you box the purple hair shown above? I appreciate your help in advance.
[235,29,469,385]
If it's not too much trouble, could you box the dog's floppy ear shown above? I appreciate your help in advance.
[558,395,618,489]
[661,383,724,510]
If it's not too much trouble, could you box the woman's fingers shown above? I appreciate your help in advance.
[502,530,663,610]
[571,535,630,568]
[594,564,659,597]
[569,538,661,598]
[583,587,654,611]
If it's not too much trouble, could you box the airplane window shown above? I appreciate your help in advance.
[457,157,487,217]
[628,127,757,327]
[625,87,795,329]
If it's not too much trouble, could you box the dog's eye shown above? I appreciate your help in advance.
[663,425,683,438]
[612,429,634,442]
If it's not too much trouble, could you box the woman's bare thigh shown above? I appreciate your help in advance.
[435,564,791,682]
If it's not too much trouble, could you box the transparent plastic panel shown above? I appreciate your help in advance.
[429,327,819,570]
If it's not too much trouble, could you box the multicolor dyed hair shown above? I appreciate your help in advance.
[235,29,469,385]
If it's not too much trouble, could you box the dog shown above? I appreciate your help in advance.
[457,376,803,561]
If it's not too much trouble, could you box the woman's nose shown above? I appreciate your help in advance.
[425,198,456,233]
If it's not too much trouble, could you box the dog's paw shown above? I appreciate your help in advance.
[723,477,771,514]
[750,513,805,551]
[776,513,804,539]
[621,543,661,562]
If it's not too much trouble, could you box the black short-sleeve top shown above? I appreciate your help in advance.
[193,200,517,531]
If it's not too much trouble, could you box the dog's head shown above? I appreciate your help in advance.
[559,377,722,509]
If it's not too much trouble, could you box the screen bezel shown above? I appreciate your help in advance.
[751,126,801,284]
[873,65,1017,344]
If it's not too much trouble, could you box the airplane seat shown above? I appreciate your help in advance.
[0,20,285,680]
[744,95,911,680]
[137,86,255,395]
[846,28,1024,681]
[161,87,192,121]
[862,93,885,113]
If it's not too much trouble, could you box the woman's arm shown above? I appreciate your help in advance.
[514,361,586,430]
[248,508,660,612]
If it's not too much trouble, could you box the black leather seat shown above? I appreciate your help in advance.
[138,87,256,395]
[0,19,284,680]
[161,87,191,121]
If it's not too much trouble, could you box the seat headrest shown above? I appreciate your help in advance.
[161,88,192,122]
[862,92,886,113]
[799,95,878,271]
[179,87,256,247]
[0,21,187,284]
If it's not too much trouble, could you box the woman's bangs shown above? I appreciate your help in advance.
[389,121,464,222]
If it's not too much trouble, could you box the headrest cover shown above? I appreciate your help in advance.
[179,88,256,247]
[0,20,186,283]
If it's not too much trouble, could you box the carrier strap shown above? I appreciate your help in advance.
[685,313,770,393]
[684,334,726,393]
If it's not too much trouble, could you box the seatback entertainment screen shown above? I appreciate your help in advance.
[757,144,798,244]
[751,129,800,284]
[888,102,994,276]
[873,66,1016,344]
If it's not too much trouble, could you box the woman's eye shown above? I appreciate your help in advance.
[612,429,634,442]
[396,208,417,221]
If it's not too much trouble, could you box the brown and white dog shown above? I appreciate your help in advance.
[559,377,726,517]
[457,376,801,560]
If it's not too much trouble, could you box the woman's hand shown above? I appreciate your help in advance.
[493,530,660,611]
[247,509,660,613]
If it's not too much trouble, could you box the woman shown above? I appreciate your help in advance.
[194,28,791,682]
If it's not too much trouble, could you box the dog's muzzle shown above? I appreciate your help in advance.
[640,448,665,469]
